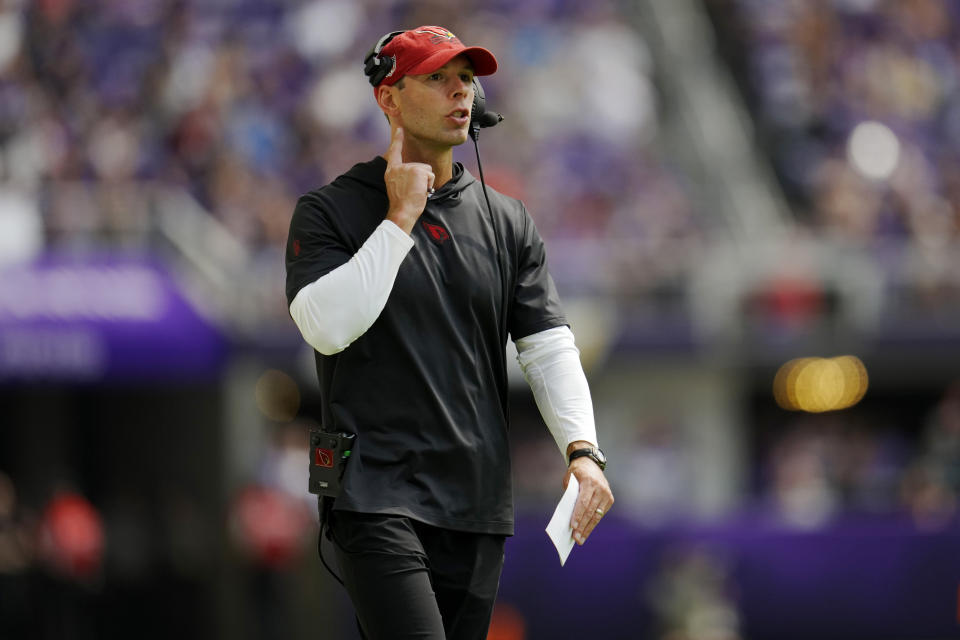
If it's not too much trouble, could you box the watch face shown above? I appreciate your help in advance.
[594,448,607,464]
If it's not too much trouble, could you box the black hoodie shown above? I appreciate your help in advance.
[285,156,566,535]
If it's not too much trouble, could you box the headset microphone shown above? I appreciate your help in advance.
[469,78,503,141]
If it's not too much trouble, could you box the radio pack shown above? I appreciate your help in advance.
[308,428,356,498]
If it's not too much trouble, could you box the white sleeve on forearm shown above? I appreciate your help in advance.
[515,325,598,458]
[289,220,414,355]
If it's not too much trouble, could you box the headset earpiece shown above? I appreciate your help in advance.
[364,30,405,87]
[470,78,503,141]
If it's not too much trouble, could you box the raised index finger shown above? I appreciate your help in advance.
[386,127,404,166]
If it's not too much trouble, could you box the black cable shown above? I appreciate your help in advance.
[471,134,507,310]
[471,135,497,227]
[317,499,345,587]
[471,133,513,432]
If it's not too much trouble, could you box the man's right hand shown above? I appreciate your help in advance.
[384,127,435,235]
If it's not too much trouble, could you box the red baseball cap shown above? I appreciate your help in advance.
[377,26,498,87]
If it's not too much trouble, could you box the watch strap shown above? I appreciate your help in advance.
[568,447,606,471]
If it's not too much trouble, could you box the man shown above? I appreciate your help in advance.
[285,25,614,640]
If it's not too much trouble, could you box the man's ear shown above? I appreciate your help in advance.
[376,85,401,122]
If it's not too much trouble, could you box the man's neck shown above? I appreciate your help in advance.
[399,135,456,187]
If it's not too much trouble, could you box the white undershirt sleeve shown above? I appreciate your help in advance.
[289,220,414,355]
[515,325,599,459]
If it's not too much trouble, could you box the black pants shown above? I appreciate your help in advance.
[328,511,506,640]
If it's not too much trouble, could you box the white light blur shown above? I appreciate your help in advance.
[847,120,900,181]
[0,190,42,267]
[163,45,214,114]
[0,11,22,72]
[310,68,371,130]
[287,0,361,61]
[833,0,882,13]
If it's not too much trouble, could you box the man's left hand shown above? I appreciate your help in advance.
[563,448,614,546]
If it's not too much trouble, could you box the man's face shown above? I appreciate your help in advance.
[392,55,476,149]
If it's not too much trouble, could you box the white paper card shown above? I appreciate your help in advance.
[544,475,579,566]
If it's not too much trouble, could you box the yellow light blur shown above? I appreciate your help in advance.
[773,356,868,413]
[834,355,868,409]
[254,369,301,422]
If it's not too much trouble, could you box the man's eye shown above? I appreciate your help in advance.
[429,73,443,81]
[460,74,473,83]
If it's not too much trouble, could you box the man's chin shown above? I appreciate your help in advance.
[446,128,470,146]
[416,127,470,149]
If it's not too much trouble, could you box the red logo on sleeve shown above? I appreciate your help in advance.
[292,239,301,257]
[421,221,450,244]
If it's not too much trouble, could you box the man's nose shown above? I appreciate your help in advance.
[452,78,471,97]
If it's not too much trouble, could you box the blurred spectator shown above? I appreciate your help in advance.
[921,379,960,491]
[37,490,104,581]
[257,420,314,515]
[766,421,839,528]
[610,418,696,526]
[899,380,960,529]
[486,601,528,640]
[229,484,309,571]
[647,545,742,640]
[0,471,33,575]
[899,460,956,529]
[225,420,318,640]
[0,471,36,640]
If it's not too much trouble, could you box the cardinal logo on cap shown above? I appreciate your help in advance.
[414,26,459,44]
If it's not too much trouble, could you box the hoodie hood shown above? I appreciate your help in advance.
[339,156,477,206]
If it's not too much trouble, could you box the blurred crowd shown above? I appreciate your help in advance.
[711,0,960,255]
[0,0,703,333]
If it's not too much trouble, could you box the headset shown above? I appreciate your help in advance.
[363,30,404,87]
[363,30,503,139]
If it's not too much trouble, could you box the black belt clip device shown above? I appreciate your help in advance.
[308,428,356,498]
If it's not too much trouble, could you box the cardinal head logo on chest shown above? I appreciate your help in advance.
[421,221,450,244]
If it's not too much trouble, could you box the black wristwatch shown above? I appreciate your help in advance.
[568,446,607,471]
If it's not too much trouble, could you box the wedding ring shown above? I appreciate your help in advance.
[595,508,604,516]
[428,187,435,195]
